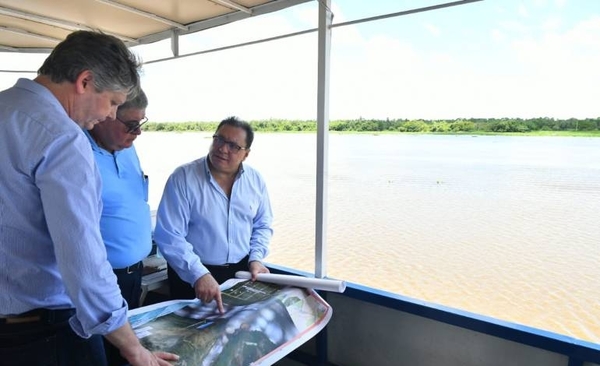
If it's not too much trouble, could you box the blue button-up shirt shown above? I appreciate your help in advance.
[0,79,127,337]
[154,156,273,286]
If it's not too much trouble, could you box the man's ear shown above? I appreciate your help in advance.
[75,70,94,94]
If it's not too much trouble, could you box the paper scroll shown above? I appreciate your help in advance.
[235,271,346,293]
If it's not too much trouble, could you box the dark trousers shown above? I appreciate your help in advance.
[113,262,143,309]
[0,309,106,366]
[168,256,249,300]
[104,262,143,366]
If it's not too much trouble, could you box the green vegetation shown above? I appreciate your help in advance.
[143,117,600,136]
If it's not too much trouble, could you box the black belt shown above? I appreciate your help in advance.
[0,308,75,325]
[114,261,143,275]
[204,256,249,269]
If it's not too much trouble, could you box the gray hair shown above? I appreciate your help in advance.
[37,30,141,95]
[119,87,148,111]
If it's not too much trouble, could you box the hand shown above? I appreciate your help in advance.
[194,273,224,314]
[248,261,269,281]
[123,346,179,366]
[106,322,179,366]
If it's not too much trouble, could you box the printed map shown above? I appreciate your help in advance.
[128,279,332,366]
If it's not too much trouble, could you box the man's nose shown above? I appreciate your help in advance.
[107,107,118,121]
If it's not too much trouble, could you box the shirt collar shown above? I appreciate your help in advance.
[203,155,245,178]
[83,129,113,156]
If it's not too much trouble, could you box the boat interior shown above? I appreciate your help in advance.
[1,0,599,365]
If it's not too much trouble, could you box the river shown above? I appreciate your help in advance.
[135,132,600,344]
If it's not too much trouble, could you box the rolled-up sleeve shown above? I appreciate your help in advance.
[39,134,127,337]
[154,168,208,286]
[249,181,273,262]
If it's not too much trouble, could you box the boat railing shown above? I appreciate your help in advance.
[267,263,600,366]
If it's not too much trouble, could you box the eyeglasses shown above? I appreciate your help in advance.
[116,116,148,134]
[212,134,248,152]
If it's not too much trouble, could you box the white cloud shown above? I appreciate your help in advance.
[2,1,598,122]
[541,16,562,32]
[491,29,507,42]
[138,4,600,122]
[517,4,529,17]
[498,20,531,35]
[423,22,441,37]
[554,0,567,8]
[495,15,600,118]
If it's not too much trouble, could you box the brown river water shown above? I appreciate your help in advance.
[136,132,600,344]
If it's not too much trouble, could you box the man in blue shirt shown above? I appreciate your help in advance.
[87,88,152,366]
[0,31,177,366]
[154,116,274,314]
[87,88,151,310]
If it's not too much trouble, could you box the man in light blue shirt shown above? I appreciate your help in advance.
[0,31,177,366]
[87,88,152,366]
[87,88,151,309]
[154,116,273,313]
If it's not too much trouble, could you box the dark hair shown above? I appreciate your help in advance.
[216,116,254,149]
[38,30,141,95]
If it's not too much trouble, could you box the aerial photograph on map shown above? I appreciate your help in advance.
[131,280,326,366]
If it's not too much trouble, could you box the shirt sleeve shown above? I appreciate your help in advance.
[37,133,127,337]
[248,178,274,263]
[154,169,208,286]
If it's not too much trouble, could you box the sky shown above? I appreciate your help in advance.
[0,0,599,122]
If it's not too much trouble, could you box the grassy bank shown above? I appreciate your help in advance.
[142,118,600,136]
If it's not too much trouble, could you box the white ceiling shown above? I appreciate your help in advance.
[0,0,311,53]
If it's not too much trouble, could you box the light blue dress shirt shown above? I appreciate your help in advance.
[154,156,273,286]
[0,79,127,337]
[85,131,152,269]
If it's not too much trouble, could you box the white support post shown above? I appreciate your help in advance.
[315,0,332,279]
[171,29,179,57]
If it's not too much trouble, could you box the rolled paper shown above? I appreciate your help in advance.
[235,271,346,293]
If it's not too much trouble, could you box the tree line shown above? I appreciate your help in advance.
[143,117,600,133]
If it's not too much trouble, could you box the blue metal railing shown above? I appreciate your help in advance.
[268,263,600,366]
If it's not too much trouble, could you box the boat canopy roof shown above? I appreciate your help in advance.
[0,0,309,53]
